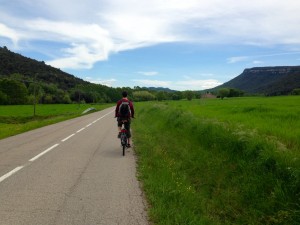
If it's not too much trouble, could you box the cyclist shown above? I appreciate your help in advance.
[115,91,134,147]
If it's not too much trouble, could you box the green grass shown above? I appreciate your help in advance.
[0,103,113,139]
[132,96,300,225]
[168,96,300,152]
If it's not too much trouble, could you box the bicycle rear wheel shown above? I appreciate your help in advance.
[120,128,127,156]
[122,145,125,156]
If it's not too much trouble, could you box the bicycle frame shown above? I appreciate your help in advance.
[120,128,127,146]
[120,121,128,156]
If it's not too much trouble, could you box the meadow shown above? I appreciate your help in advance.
[132,96,300,225]
[0,103,113,139]
[1,97,299,224]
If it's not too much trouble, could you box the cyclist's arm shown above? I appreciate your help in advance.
[130,102,135,118]
[115,100,121,117]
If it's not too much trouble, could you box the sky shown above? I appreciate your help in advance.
[1,0,300,91]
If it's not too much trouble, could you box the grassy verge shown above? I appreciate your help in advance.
[0,103,113,139]
[132,97,300,225]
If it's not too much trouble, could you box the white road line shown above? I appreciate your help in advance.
[78,111,113,130]
[99,110,114,120]
[76,128,85,133]
[29,144,59,162]
[61,134,75,142]
[0,166,24,183]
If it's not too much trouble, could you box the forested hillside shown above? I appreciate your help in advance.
[0,46,123,104]
[0,47,188,104]
[0,46,89,90]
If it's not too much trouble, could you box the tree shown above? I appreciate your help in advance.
[54,89,65,103]
[44,94,53,104]
[28,83,44,103]
[291,88,300,95]
[0,78,28,104]
[218,88,230,99]
[171,92,183,100]
[228,88,244,97]
[156,91,166,101]
[133,91,156,101]
[0,90,8,104]
[183,90,194,101]
[70,89,84,103]
[63,93,72,104]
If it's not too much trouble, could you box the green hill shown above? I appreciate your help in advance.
[0,46,88,90]
[215,66,300,95]
[0,46,188,104]
[0,46,122,104]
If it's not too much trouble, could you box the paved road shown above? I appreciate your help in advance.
[0,107,149,225]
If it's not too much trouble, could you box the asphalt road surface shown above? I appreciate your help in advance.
[0,107,149,225]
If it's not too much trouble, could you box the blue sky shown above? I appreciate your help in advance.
[1,0,300,90]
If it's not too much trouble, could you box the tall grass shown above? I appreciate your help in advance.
[132,96,300,225]
[0,103,113,139]
[168,96,300,151]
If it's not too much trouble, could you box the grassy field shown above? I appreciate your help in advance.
[0,103,113,139]
[132,96,300,225]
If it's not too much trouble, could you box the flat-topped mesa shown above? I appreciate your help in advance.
[243,66,300,75]
[213,66,300,95]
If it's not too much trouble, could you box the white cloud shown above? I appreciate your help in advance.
[0,23,20,46]
[200,73,214,77]
[228,52,300,64]
[137,71,158,76]
[132,78,222,91]
[23,19,114,69]
[85,77,116,86]
[132,79,172,87]
[1,0,300,69]
[46,42,109,69]
[173,79,222,90]
[227,56,249,64]
[253,60,264,64]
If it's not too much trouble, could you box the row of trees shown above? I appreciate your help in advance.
[217,87,300,98]
[0,76,204,105]
[217,88,245,99]
[1,74,255,106]
[0,78,74,105]
[130,89,200,101]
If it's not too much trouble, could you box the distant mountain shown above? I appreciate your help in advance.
[214,66,300,95]
[0,46,89,90]
[146,87,177,92]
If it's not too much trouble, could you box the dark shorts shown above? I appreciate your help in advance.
[117,117,131,138]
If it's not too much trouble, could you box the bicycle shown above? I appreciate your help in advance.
[120,121,129,156]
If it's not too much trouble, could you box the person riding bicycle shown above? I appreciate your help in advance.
[115,91,134,148]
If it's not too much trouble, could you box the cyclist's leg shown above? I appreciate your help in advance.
[124,120,131,146]
[117,117,122,138]
[124,120,131,137]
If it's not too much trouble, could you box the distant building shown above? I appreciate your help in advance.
[202,92,216,98]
